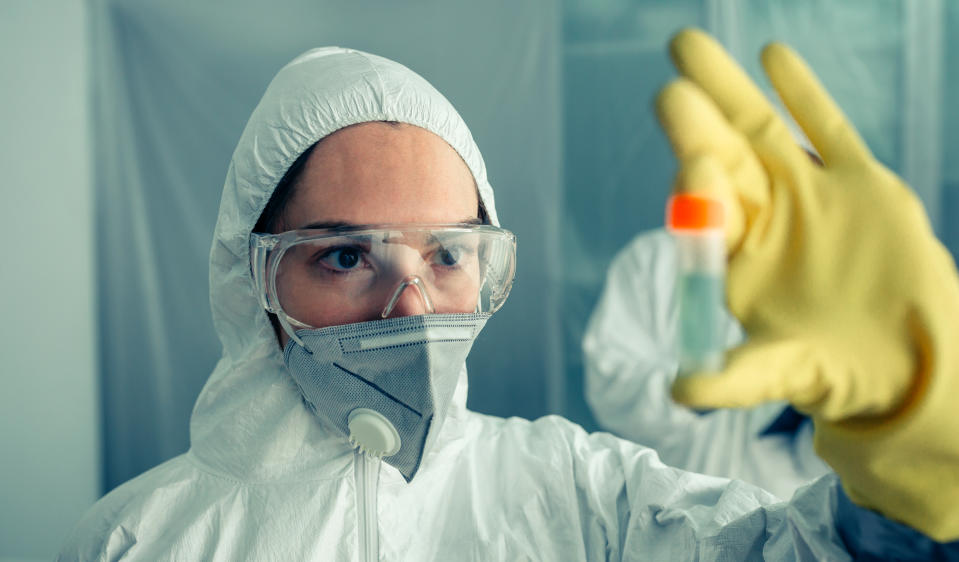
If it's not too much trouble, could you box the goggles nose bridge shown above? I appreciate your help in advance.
[380,275,436,319]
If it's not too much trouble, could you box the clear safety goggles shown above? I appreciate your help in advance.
[250,223,517,333]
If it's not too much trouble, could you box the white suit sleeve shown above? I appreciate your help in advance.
[583,230,829,499]
[559,420,945,561]
[526,416,850,561]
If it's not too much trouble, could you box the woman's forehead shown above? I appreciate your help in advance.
[282,122,480,229]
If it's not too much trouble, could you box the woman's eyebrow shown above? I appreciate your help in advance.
[298,217,483,230]
[298,220,356,230]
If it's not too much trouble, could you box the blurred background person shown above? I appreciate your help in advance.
[582,142,831,500]
[583,227,830,500]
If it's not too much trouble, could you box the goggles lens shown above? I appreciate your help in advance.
[252,225,516,329]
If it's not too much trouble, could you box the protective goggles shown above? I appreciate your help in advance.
[250,223,517,334]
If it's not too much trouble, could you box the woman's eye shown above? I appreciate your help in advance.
[319,247,363,271]
[434,246,469,267]
[438,249,459,266]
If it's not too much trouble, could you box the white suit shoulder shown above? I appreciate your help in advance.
[57,454,206,561]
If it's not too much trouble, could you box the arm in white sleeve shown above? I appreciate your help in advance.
[550,418,847,560]
[560,419,956,561]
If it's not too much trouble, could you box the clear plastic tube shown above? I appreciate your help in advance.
[667,195,726,376]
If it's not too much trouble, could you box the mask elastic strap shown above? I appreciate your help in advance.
[278,313,308,350]
[380,275,435,318]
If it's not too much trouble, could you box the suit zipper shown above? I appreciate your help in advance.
[355,450,381,562]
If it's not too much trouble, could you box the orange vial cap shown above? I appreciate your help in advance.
[666,194,725,231]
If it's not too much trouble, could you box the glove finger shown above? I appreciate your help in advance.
[671,337,827,412]
[761,43,872,167]
[668,28,802,158]
[656,79,768,253]
[655,79,752,165]
[673,154,746,252]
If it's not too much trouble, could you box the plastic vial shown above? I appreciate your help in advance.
[666,194,726,375]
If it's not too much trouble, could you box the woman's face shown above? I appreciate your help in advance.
[274,122,481,341]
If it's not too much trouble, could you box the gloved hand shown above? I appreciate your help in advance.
[655,28,959,542]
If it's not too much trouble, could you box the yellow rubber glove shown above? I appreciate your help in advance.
[656,28,959,542]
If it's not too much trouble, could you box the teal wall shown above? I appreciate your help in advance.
[0,2,100,561]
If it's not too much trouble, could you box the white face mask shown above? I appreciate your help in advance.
[283,313,489,481]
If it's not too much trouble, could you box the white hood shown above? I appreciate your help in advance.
[190,47,500,482]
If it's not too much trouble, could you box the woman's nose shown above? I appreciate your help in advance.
[380,275,435,318]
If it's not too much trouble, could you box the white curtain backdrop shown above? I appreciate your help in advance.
[92,0,956,492]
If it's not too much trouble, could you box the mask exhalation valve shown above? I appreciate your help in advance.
[348,408,401,457]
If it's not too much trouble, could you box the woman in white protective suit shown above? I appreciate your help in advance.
[583,228,831,500]
[59,31,959,560]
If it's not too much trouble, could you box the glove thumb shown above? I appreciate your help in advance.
[671,336,845,419]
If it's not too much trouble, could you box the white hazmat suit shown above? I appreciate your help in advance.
[59,47,854,561]
[584,230,831,500]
